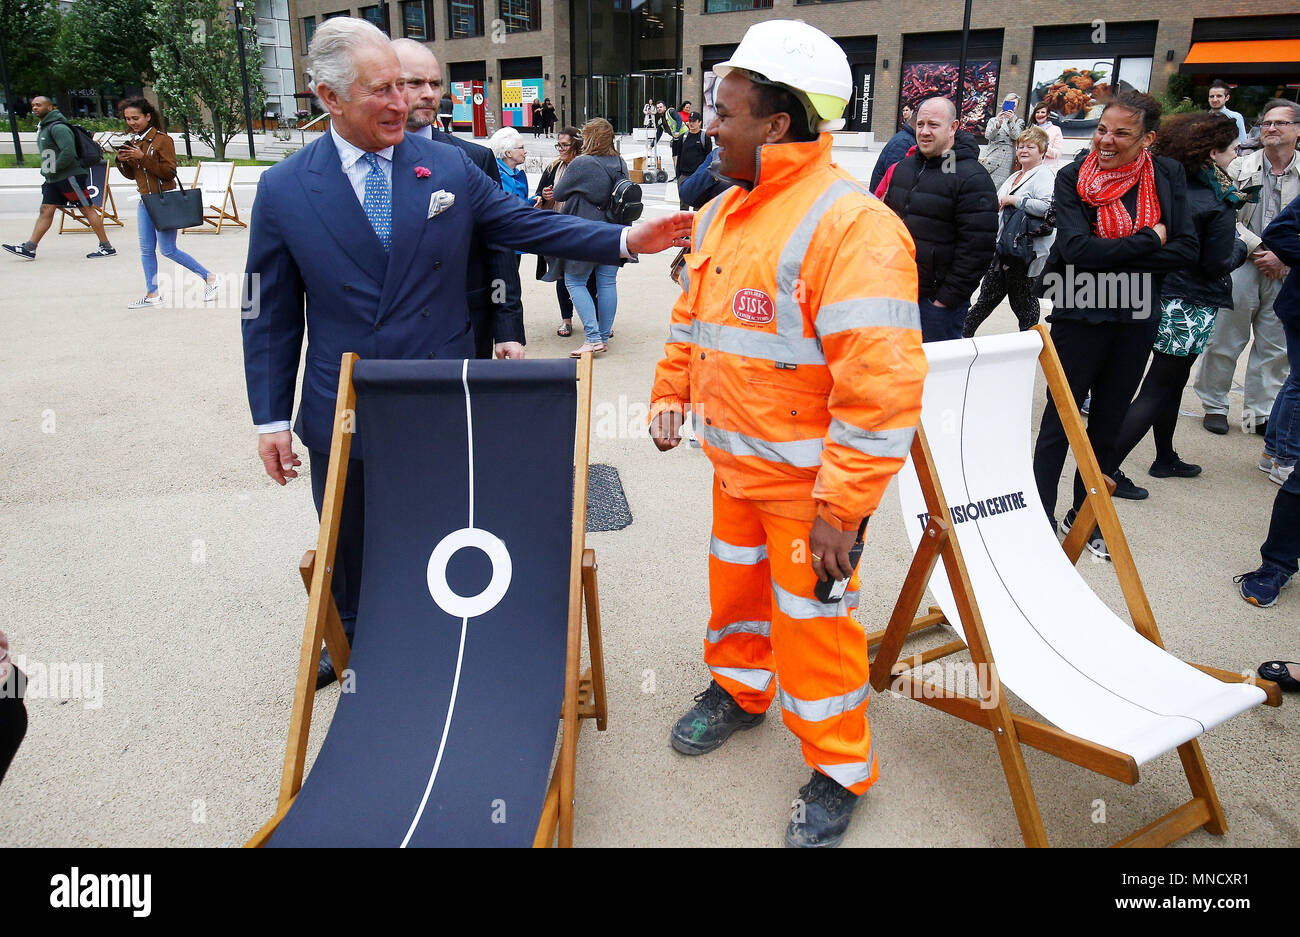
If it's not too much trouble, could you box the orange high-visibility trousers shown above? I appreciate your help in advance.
[703,475,878,795]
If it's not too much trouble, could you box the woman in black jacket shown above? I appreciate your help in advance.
[1031,90,1199,558]
[1110,113,1250,492]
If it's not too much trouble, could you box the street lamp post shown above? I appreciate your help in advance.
[233,0,257,160]
[954,0,974,128]
[0,29,24,166]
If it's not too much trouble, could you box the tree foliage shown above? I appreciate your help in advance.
[148,0,265,159]
[0,0,62,99]
[55,0,158,94]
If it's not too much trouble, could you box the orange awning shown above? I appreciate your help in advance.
[1181,40,1300,75]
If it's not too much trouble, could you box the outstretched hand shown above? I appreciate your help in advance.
[627,212,694,255]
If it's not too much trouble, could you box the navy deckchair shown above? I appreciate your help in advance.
[247,353,608,847]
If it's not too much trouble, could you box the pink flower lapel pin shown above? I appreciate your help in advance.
[414,166,432,179]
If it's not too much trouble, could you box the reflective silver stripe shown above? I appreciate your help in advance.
[706,619,772,644]
[711,665,774,692]
[827,419,916,460]
[709,536,768,565]
[778,680,870,723]
[775,179,862,341]
[668,322,693,344]
[816,297,920,337]
[697,422,824,468]
[816,754,875,789]
[692,319,825,365]
[694,197,725,251]
[771,580,855,619]
[679,262,691,295]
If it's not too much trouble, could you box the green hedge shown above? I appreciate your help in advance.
[5,116,128,132]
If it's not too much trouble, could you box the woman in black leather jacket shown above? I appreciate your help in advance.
[1112,112,1251,490]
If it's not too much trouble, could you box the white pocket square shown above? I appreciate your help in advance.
[428,190,455,218]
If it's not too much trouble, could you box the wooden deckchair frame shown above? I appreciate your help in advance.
[869,324,1281,848]
[57,168,123,234]
[182,161,246,234]
[246,352,608,848]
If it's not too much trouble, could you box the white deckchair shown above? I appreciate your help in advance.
[183,161,245,233]
[870,327,1281,847]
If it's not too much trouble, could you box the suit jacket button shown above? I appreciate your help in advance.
[433,261,442,270]
[428,352,436,358]
[375,323,382,331]
[422,308,429,317]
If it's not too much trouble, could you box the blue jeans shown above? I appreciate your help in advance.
[137,203,210,294]
[1263,318,1299,465]
[918,297,969,342]
[565,265,618,344]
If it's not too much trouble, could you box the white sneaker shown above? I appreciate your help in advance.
[1259,453,1276,474]
[127,295,163,309]
[203,276,222,302]
[1270,462,1295,486]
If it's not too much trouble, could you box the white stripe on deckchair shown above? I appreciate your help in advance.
[402,359,475,847]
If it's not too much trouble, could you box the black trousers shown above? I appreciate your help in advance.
[1114,351,1198,468]
[0,668,26,786]
[964,257,1041,336]
[309,449,365,642]
[1262,481,1300,576]
[1032,317,1158,521]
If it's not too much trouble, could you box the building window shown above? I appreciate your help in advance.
[448,0,484,37]
[498,0,538,33]
[302,15,316,47]
[704,0,771,11]
[401,0,429,39]
[360,4,388,32]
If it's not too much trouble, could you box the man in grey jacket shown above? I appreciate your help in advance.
[1195,99,1300,437]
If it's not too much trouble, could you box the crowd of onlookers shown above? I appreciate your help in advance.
[862,82,1300,633]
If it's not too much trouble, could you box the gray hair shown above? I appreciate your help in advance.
[307,17,390,106]
[1261,98,1300,124]
[489,127,523,159]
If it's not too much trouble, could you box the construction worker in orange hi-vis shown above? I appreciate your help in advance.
[649,20,927,848]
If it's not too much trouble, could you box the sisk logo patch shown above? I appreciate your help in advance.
[732,288,775,325]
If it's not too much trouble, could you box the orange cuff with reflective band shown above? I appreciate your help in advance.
[816,503,866,533]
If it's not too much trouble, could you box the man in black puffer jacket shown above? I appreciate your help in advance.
[883,97,998,340]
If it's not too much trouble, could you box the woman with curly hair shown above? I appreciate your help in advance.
[1109,112,1251,492]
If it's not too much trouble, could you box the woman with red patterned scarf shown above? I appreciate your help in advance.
[1032,89,1200,560]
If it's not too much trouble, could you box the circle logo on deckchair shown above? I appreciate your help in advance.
[426,528,513,618]
[731,288,775,325]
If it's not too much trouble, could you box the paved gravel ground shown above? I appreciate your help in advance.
[0,181,1295,849]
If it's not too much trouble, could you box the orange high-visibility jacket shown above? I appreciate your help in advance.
[650,134,927,531]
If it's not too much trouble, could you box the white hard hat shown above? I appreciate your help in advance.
[713,20,853,133]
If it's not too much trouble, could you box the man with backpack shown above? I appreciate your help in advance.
[3,96,117,261]
[672,112,712,209]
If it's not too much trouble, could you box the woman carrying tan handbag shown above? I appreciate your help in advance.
[115,97,220,309]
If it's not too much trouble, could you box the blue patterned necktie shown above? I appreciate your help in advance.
[361,152,392,252]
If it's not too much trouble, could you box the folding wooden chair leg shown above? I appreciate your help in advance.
[582,550,608,731]
[276,353,358,809]
[1176,739,1227,835]
[298,551,351,675]
[870,519,950,691]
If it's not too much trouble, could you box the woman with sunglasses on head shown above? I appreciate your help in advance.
[1031,89,1199,560]
[115,97,219,309]
[535,126,597,338]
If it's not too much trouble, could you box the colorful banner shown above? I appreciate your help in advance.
[451,81,475,124]
[899,60,1000,135]
[501,78,544,129]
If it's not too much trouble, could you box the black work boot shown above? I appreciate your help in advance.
[785,770,862,848]
[670,680,765,755]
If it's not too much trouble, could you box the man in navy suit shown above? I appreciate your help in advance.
[392,38,524,361]
[242,18,691,687]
